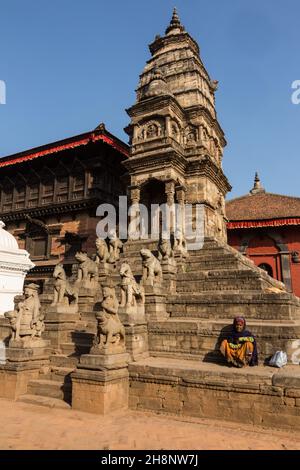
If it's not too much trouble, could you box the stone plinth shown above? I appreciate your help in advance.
[161,257,177,293]
[118,305,149,361]
[98,262,116,283]
[72,350,129,414]
[118,305,146,326]
[144,285,168,322]
[47,304,78,315]
[78,285,98,298]
[0,366,41,400]
[43,308,79,350]
[0,339,50,400]
[174,252,188,273]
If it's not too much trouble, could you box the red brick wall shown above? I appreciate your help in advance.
[228,227,300,297]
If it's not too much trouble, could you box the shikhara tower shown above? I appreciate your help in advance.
[125,8,231,241]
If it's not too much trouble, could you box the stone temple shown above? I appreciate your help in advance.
[0,9,300,429]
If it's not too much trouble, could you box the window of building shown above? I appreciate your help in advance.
[28,184,39,207]
[42,180,54,205]
[56,176,68,202]
[72,174,85,200]
[15,186,26,210]
[31,237,48,257]
[258,263,273,277]
[2,188,13,212]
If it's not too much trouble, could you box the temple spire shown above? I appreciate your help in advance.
[250,172,265,195]
[165,7,185,34]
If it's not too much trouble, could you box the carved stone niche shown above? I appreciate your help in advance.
[184,125,198,145]
[170,120,181,142]
[137,118,165,142]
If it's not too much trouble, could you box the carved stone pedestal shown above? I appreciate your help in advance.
[47,303,78,315]
[98,262,116,284]
[118,305,149,361]
[44,309,79,350]
[72,350,129,414]
[0,339,50,400]
[161,258,177,293]
[144,285,168,321]
[174,252,188,273]
[78,283,98,295]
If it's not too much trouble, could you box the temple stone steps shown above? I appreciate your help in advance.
[26,379,69,401]
[185,258,242,271]
[147,318,300,363]
[167,292,300,320]
[18,394,71,409]
[18,364,75,408]
[50,354,79,368]
[59,341,91,356]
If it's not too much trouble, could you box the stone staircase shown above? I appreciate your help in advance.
[18,364,74,409]
[145,238,300,364]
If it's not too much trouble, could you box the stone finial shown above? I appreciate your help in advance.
[165,7,185,35]
[250,172,266,195]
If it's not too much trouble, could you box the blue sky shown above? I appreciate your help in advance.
[0,0,299,199]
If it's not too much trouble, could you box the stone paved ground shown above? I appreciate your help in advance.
[0,398,300,450]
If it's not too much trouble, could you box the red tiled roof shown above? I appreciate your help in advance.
[0,127,129,169]
[226,192,300,223]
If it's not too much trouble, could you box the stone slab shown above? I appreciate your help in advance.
[128,357,300,430]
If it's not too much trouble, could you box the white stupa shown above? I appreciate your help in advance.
[0,220,35,315]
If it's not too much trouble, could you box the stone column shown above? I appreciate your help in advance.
[164,180,176,240]
[128,185,141,240]
[280,252,293,292]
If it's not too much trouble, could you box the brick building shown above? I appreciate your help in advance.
[226,173,300,296]
[0,123,128,286]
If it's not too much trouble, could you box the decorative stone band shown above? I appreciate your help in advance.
[0,262,34,273]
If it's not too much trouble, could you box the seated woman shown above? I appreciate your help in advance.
[220,316,258,367]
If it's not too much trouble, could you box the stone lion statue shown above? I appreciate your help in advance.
[51,263,78,306]
[75,251,98,284]
[140,248,162,286]
[119,261,145,307]
[94,286,125,351]
[174,227,188,258]
[108,229,123,263]
[158,238,173,261]
[95,238,110,264]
